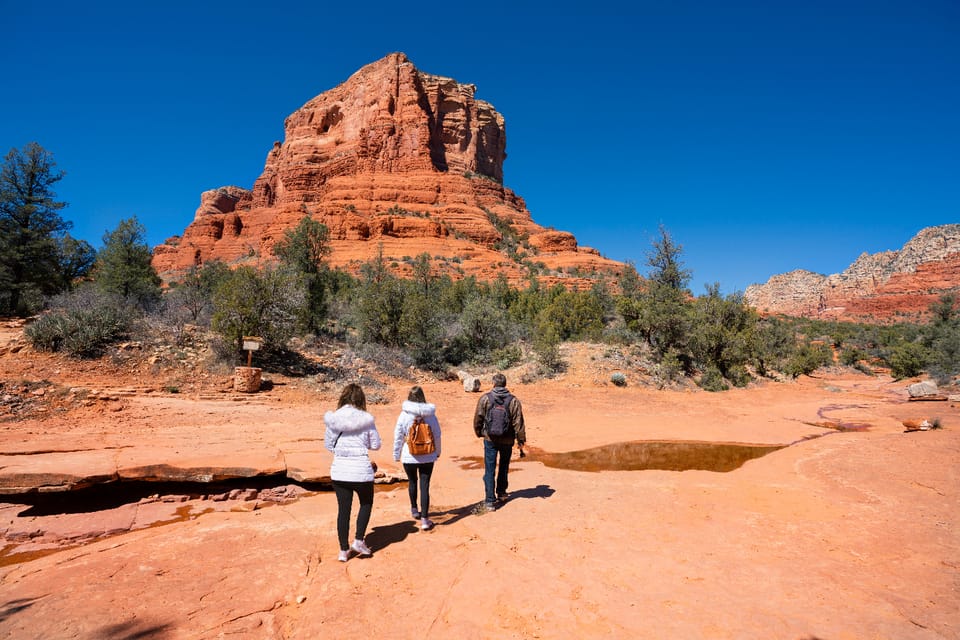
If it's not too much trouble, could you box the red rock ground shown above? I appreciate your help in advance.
[0,323,957,639]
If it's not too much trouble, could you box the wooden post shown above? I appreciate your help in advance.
[242,336,263,367]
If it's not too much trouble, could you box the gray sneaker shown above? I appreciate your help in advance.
[351,539,372,556]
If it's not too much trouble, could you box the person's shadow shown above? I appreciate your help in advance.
[366,484,556,553]
[365,520,419,553]
[436,483,557,526]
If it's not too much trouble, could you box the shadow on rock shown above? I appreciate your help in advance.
[366,520,419,553]
[505,484,556,501]
[97,620,173,639]
[0,597,41,623]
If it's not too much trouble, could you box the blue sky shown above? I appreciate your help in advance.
[3,0,957,294]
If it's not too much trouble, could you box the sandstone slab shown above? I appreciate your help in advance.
[0,450,118,494]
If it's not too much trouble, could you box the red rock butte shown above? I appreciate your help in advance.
[152,52,624,288]
[745,224,960,323]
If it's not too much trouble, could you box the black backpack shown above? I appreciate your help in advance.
[484,392,513,437]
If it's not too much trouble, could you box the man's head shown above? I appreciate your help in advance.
[492,373,507,388]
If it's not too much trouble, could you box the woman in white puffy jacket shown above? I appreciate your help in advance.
[393,385,442,531]
[325,383,381,562]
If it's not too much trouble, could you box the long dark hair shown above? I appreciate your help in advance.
[407,385,426,403]
[338,383,366,411]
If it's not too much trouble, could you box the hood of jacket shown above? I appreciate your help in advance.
[401,400,436,417]
[324,405,375,434]
[490,387,512,402]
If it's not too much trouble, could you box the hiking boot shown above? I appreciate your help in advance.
[351,539,372,556]
[483,501,497,512]
[496,492,509,502]
[420,518,435,531]
[337,550,349,562]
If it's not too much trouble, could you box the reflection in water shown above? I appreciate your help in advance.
[460,440,786,473]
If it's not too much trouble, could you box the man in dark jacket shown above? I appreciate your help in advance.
[473,373,525,510]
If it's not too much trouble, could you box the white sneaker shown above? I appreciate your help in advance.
[420,518,435,531]
[351,539,372,556]
[337,550,349,562]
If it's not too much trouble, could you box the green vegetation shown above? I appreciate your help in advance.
[16,148,959,385]
[94,217,163,308]
[0,143,95,315]
[26,287,137,357]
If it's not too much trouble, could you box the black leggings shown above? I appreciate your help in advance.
[332,480,374,551]
[403,462,434,517]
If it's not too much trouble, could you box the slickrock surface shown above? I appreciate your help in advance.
[152,53,622,289]
[746,224,960,321]
[1,335,957,638]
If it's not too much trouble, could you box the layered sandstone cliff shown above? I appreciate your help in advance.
[152,53,622,287]
[745,224,960,322]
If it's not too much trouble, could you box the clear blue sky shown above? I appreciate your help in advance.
[3,0,957,294]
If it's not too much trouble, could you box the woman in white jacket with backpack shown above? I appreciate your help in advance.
[325,383,381,562]
[393,385,442,531]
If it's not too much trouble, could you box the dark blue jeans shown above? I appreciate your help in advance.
[403,462,434,517]
[483,439,513,504]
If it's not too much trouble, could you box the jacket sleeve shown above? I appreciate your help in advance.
[473,395,487,437]
[510,397,526,446]
[430,416,442,457]
[324,424,339,452]
[393,414,406,461]
[366,424,382,451]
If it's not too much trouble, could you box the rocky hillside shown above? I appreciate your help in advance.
[152,53,623,288]
[745,224,960,322]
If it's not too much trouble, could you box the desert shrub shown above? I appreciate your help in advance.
[698,366,729,392]
[353,256,405,346]
[26,287,136,357]
[211,266,305,356]
[726,364,751,388]
[610,372,627,386]
[538,289,605,341]
[453,295,513,363]
[656,348,684,386]
[689,284,756,382]
[888,341,929,380]
[839,347,866,367]
[752,318,797,376]
[784,342,832,378]
[924,300,960,383]
[492,344,523,370]
[533,321,563,374]
[398,289,450,369]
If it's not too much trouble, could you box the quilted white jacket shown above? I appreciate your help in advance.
[324,405,382,482]
[393,400,442,464]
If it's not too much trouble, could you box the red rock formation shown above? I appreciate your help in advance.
[152,53,623,288]
[745,224,960,322]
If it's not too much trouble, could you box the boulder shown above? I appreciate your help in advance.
[907,381,939,398]
[458,371,481,392]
